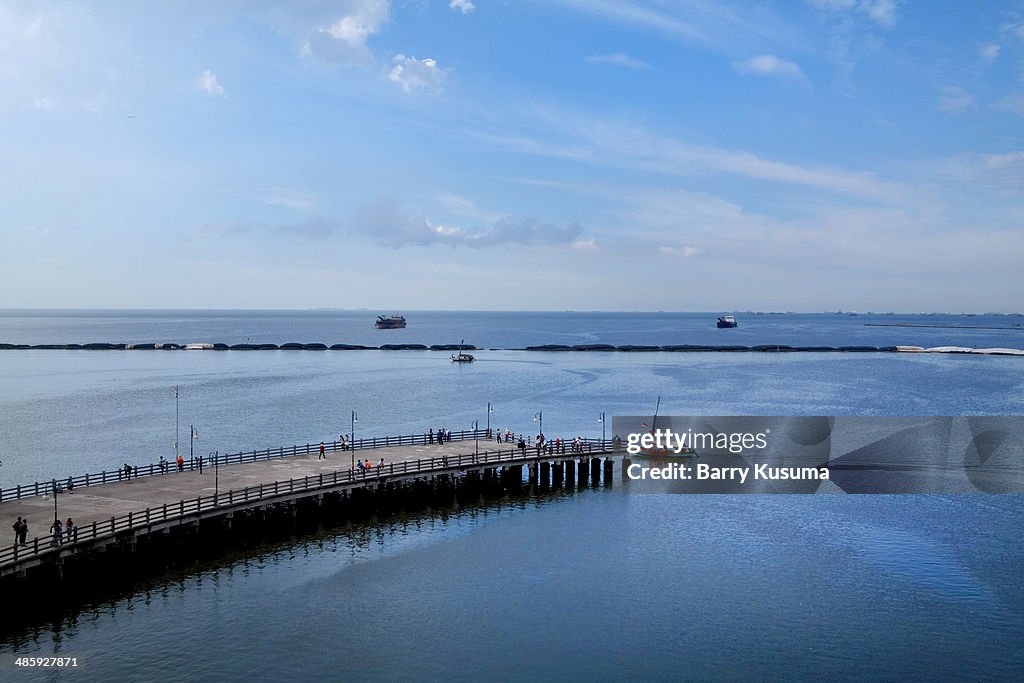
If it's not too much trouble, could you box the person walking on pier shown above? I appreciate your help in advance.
[66,518,76,544]
[19,519,28,545]
[159,456,168,474]
[197,454,204,473]
[12,517,22,545]
[319,442,326,460]
[50,519,63,547]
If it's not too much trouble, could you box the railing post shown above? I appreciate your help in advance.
[92,521,97,537]
[110,517,115,534]
[180,500,184,516]
[34,537,39,554]
[146,508,150,524]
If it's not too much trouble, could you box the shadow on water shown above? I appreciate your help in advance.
[0,482,595,647]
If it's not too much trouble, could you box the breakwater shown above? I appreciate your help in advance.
[1,341,1022,355]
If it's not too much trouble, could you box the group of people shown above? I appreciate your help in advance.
[9,516,78,548]
[356,458,386,474]
[508,433,592,457]
[11,517,28,545]
[427,428,453,444]
[48,518,77,546]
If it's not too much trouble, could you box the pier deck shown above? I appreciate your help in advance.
[1,439,500,542]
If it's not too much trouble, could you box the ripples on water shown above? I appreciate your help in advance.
[3,490,1022,681]
[1,312,1022,679]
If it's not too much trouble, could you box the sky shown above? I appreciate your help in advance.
[1,0,1023,312]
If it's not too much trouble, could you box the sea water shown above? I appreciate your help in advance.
[1,311,1022,680]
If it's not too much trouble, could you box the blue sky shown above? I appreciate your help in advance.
[2,0,1022,311]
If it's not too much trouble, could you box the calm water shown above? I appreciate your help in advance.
[1,311,1023,680]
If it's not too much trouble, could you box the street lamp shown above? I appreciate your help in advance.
[533,411,543,437]
[210,450,219,503]
[598,412,606,446]
[486,402,494,437]
[174,385,180,464]
[190,425,199,468]
[351,410,358,471]
[51,479,59,525]
[472,420,479,455]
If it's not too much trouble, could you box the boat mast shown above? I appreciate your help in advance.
[651,396,661,433]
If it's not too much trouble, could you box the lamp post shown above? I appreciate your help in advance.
[472,420,479,455]
[351,410,358,471]
[173,385,180,463]
[486,402,494,438]
[210,450,219,503]
[51,479,59,525]
[598,412,606,446]
[533,411,543,437]
[190,425,199,468]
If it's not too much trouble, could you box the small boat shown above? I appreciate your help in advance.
[716,315,738,328]
[451,339,474,363]
[375,314,407,329]
[635,397,696,459]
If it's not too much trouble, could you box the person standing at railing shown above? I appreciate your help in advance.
[66,518,76,544]
[428,429,434,444]
[12,517,22,545]
[319,442,326,460]
[377,457,384,470]
[177,454,184,472]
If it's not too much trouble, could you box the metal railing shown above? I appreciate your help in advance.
[0,428,493,503]
[0,439,615,571]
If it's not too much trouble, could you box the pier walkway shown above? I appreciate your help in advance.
[1,435,617,577]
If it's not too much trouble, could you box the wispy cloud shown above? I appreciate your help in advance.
[388,54,445,93]
[262,187,316,211]
[806,0,900,28]
[585,53,650,70]
[732,54,804,79]
[449,0,475,14]
[658,245,701,257]
[936,85,974,113]
[194,69,225,96]
[352,199,584,248]
[994,94,1024,117]
[979,43,1001,62]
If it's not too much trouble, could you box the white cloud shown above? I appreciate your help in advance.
[994,94,1024,117]
[984,151,1024,170]
[262,187,316,211]
[585,53,650,70]
[732,54,803,79]
[805,0,900,27]
[388,54,445,93]
[979,43,1001,62]
[936,85,974,113]
[352,199,584,248]
[658,245,702,258]
[194,69,225,96]
[858,0,898,28]
[449,0,475,14]
[32,97,54,110]
[303,0,389,65]
[571,239,598,251]
[82,90,106,113]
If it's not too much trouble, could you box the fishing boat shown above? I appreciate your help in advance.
[375,314,407,329]
[716,315,738,328]
[635,397,696,458]
[451,339,474,363]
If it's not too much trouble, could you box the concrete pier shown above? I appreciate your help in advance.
[1,439,623,582]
